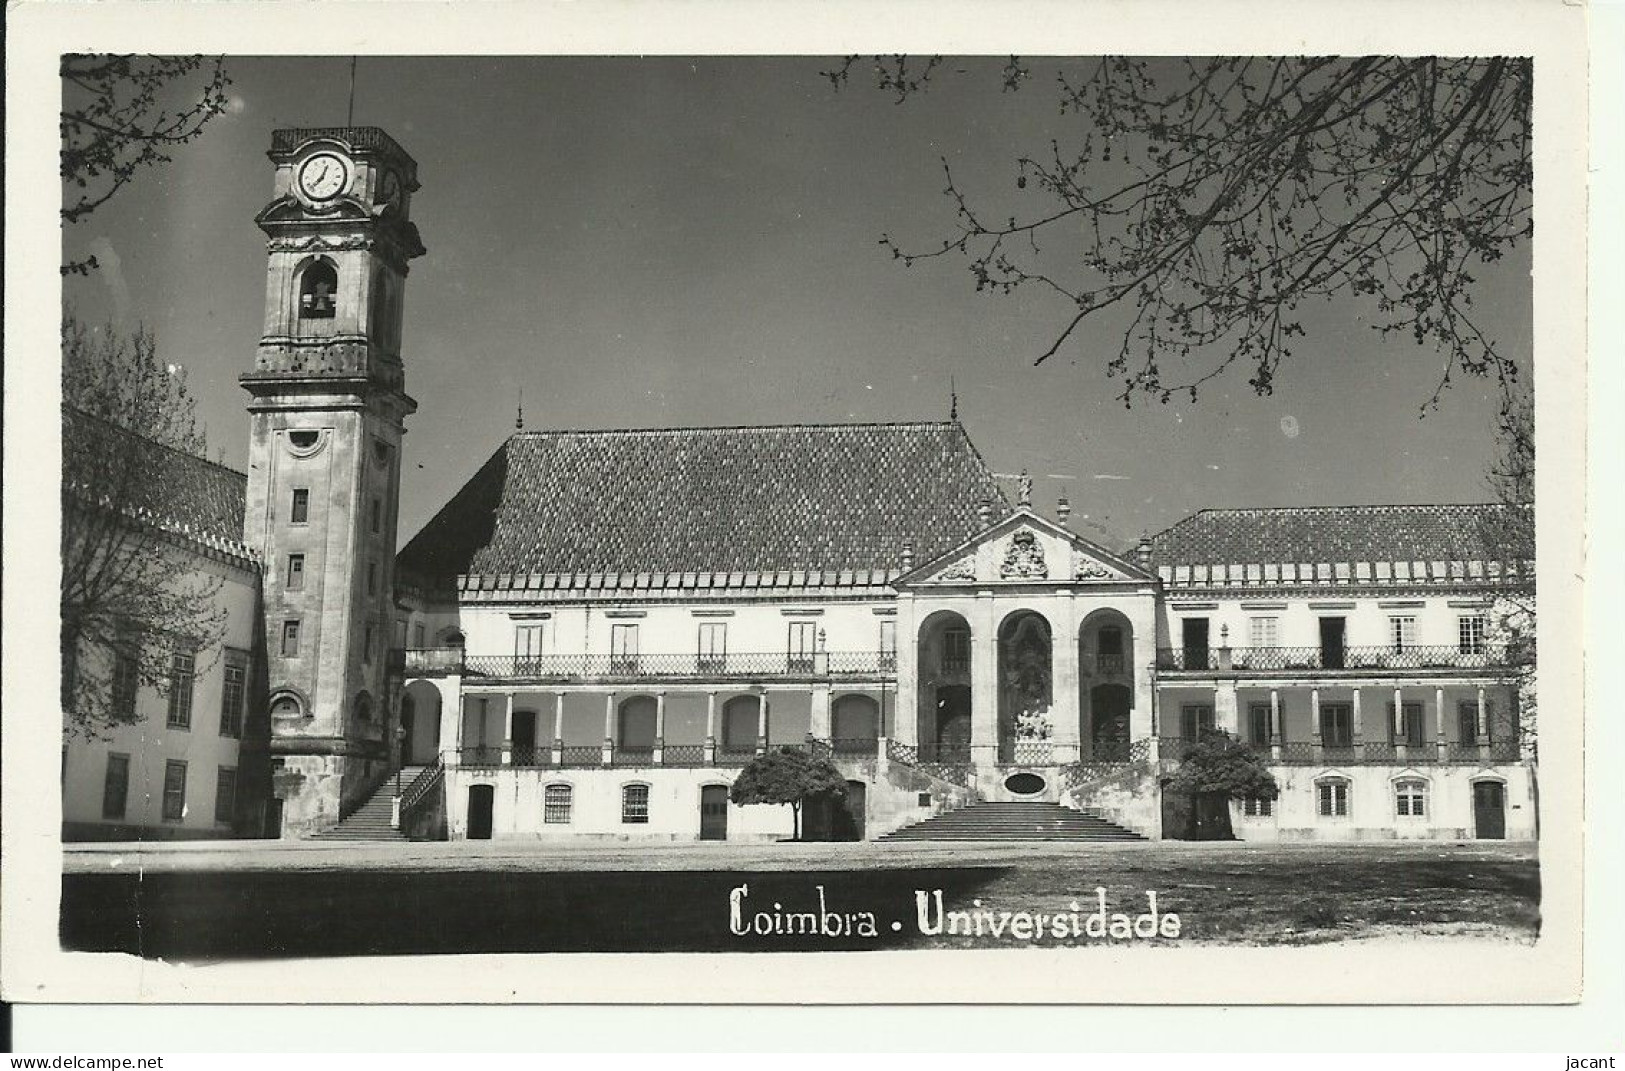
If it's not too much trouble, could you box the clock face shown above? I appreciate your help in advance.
[297,153,350,200]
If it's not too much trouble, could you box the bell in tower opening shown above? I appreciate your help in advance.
[241,128,425,837]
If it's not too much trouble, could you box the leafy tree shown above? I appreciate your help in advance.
[829,56,1530,418]
[1165,731,1280,841]
[61,54,232,275]
[729,747,848,841]
[1480,385,1535,758]
[61,312,228,735]
[1168,731,1280,801]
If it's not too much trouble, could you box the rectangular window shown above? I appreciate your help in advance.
[1389,615,1417,652]
[282,619,301,657]
[621,783,650,824]
[1181,617,1211,668]
[290,488,310,524]
[214,767,237,824]
[697,622,727,672]
[166,649,195,730]
[1457,700,1480,745]
[286,553,305,590]
[1459,615,1487,655]
[413,622,426,647]
[516,623,544,671]
[367,562,378,596]
[1320,702,1353,747]
[1317,780,1350,818]
[101,753,130,820]
[394,619,408,647]
[1246,702,1271,745]
[1248,616,1279,648]
[610,623,639,672]
[162,760,188,821]
[543,783,573,824]
[370,498,382,534]
[1389,701,1426,746]
[364,623,375,664]
[787,621,817,672]
[1395,780,1427,818]
[219,648,248,738]
[1242,795,1273,818]
[941,628,970,673]
[110,648,139,719]
[1180,704,1215,741]
[878,619,898,670]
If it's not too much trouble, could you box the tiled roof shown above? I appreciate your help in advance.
[1146,503,1533,567]
[63,407,248,551]
[397,421,1010,584]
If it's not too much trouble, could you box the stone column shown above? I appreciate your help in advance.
[1435,686,1448,762]
[704,691,718,765]
[1052,594,1081,763]
[894,597,918,747]
[440,680,464,767]
[1392,685,1405,762]
[1310,687,1323,763]
[757,689,770,754]
[1351,687,1365,760]
[1269,688,1282,761]
[551,691,565,766]
[500,691,515,766]
[810,684,832,740]
[602,692,615,766]
[971,592,999,766]
[1215,679,1239,737]
[1477,686,1489,759]
[654,691,667,765]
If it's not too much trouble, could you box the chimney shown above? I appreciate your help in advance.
[900,540,915,573]
[1057,494,1072,528]
[977,499,993,527]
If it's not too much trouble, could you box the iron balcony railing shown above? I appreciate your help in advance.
[400,650,897,682]
[1159,734,1524,765]
[454,743,777,769]
[1155,644,1511,673]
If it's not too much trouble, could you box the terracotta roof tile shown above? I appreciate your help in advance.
[398,421,1009,584]
[62,407,246,545]
[1146,503,1532,566]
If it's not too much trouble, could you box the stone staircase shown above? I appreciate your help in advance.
[308,767,426,842]
[879,801,1147,843]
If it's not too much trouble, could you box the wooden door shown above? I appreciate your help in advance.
[1473,781,1506,840]
[700,785,729,841]
[466,784,494,840]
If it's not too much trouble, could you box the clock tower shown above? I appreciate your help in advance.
[242,128,425,836]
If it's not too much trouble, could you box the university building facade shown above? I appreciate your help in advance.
[62,125,1536,845]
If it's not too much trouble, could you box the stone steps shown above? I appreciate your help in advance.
[880,801,1147,842]
[307,768,428,842]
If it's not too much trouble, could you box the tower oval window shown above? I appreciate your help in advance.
[298,260,338,319]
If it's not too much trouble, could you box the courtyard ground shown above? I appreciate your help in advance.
[59,838,1539,959]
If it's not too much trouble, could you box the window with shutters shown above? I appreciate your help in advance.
[610,624,639,673]
[214,767,238,824]
[1389,615,1417,652]
[1458,614,1487,655]
[166,649,195,730]
[162,760,188,821]
[697,622,727,673]
[1248,616,1279,648]
[102,753,130,820]
[515,623,544,673]
[219,648,248,737]
[879,619,898,670]
[1319,702,1353,747]
[1316,778,1350,818]
[787,620,817,672]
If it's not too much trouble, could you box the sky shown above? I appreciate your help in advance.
[61,55,1532,551]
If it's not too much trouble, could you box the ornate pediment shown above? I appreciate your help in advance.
[929,555,977,583]
[1071,548,1128,582]
[999,529,1048,579]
